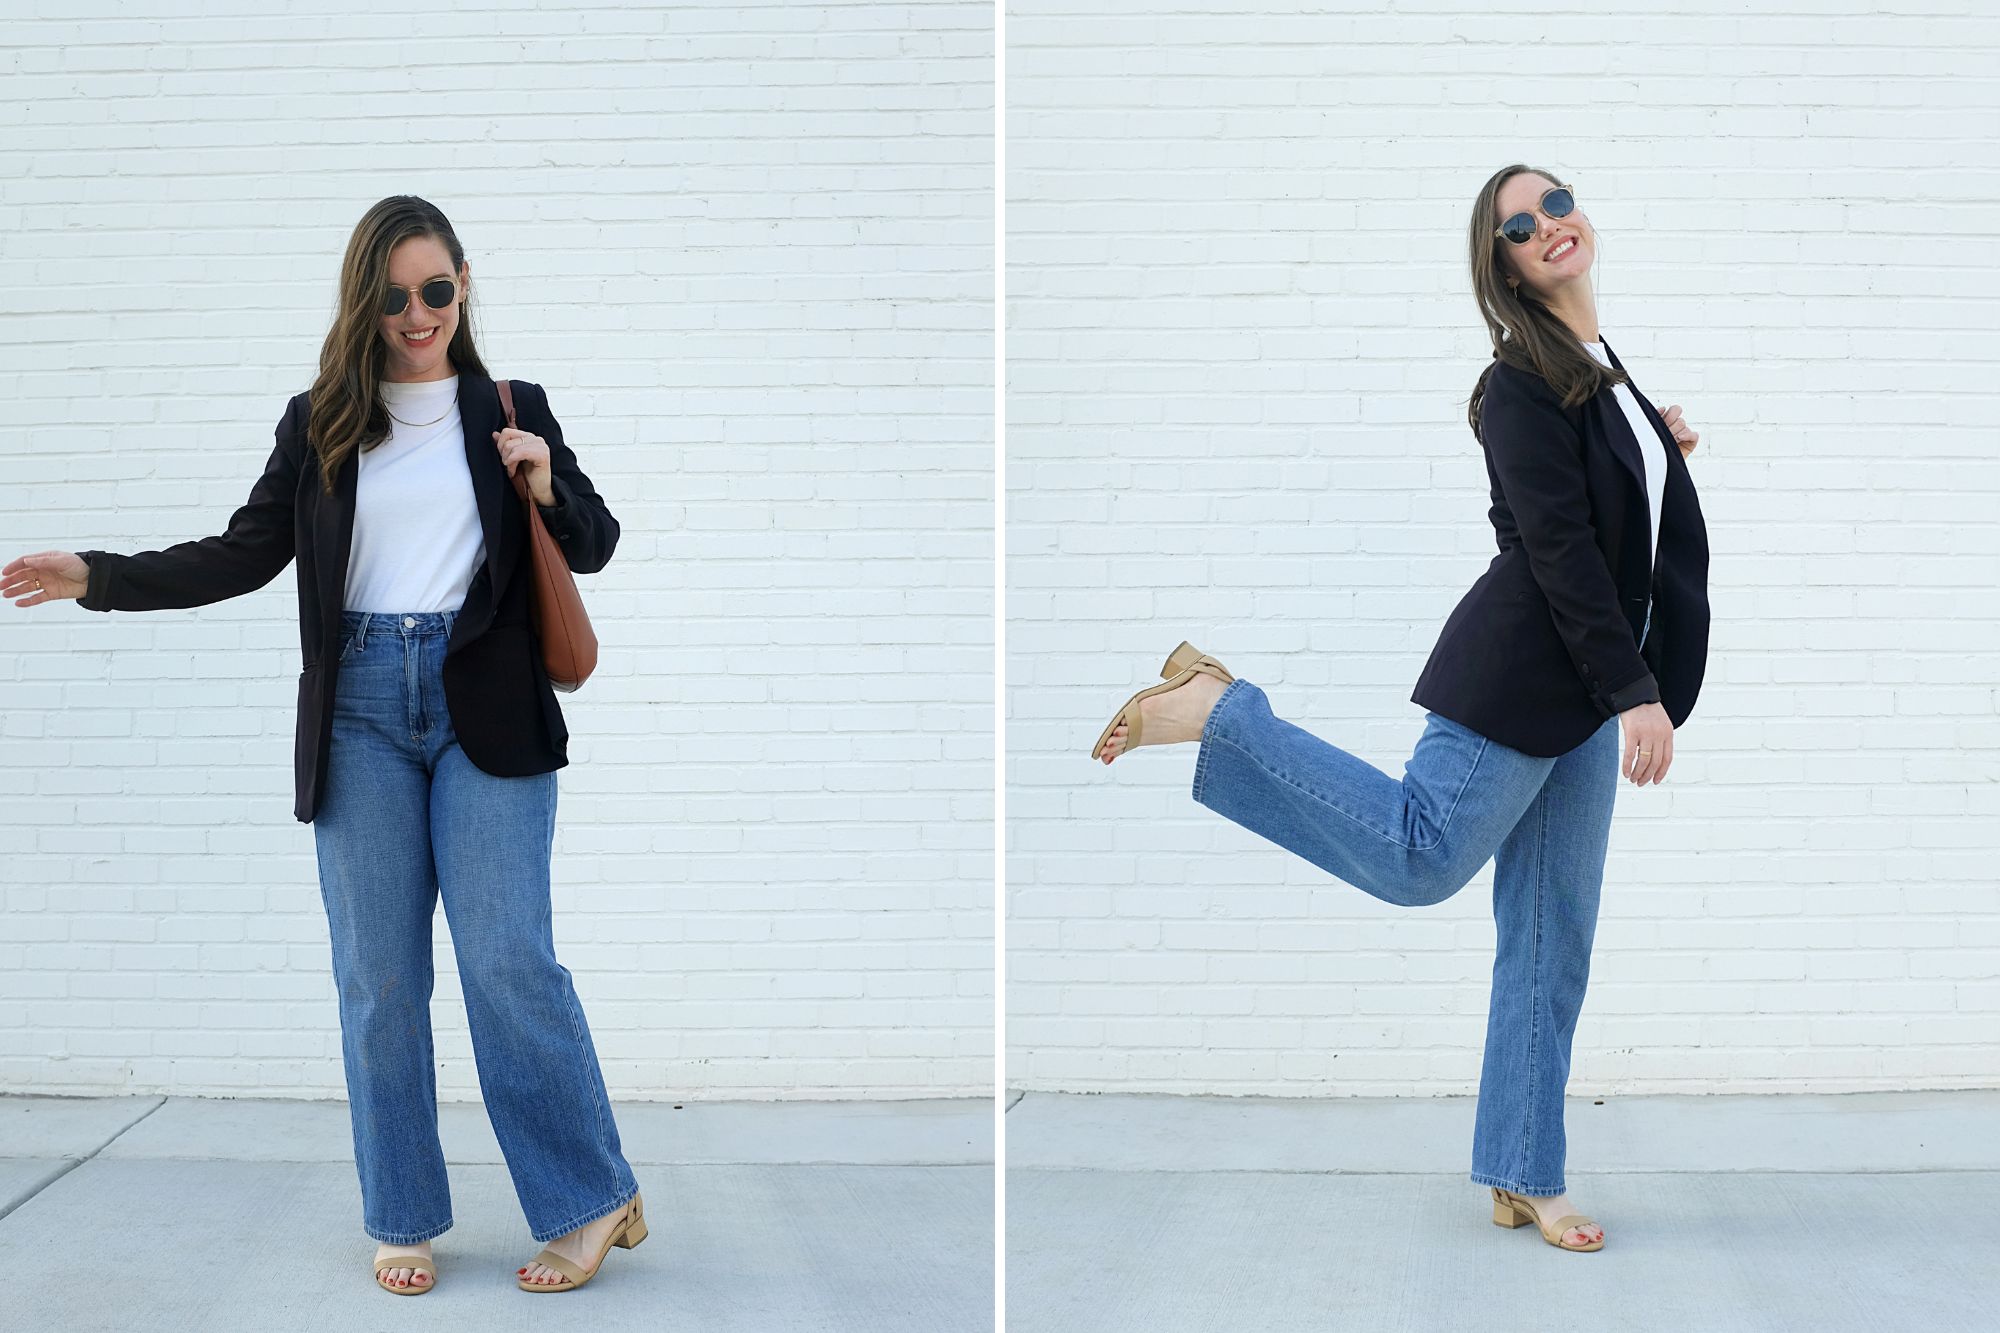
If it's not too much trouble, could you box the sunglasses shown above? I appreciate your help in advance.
[381,275,461,318]
[1492,184,1578,246]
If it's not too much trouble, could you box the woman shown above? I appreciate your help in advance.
[1089,166,1711,1253]
[1,196,645,1294]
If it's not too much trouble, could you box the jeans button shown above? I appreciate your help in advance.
[403,616,416,628]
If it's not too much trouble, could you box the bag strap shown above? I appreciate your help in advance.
[494,379,530,502]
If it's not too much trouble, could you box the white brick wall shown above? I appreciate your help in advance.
[1006,6,2000,1094]
[0,3,993,1099]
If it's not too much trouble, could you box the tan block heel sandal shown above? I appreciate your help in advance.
[518,1191,649,1293]
[1490,1186,1605,1252]
[373,1252,436,1294]
[1089,640,1235,761]
[1158,640,1211,679]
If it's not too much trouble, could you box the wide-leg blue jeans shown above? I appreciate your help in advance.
[312,609,639,1244]
[1190,613,1650,1196]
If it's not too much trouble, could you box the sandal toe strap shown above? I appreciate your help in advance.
[1548,1214,1598,1235]
[375,1253,435,1275]
[528,1248,589,1284]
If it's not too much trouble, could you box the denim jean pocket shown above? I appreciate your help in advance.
[337,629,365,664]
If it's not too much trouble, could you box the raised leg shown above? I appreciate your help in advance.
[1191,678,1558,906]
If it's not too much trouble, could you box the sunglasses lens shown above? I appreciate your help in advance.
[381,288,409,317]
[421,278,457,311]
[1499,188,1577,245]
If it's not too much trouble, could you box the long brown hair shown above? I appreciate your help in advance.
[1465,164,1626,441]
[306,196,490,493]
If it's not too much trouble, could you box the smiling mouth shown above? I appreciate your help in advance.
[401,328,438,346]
[1544,237,1578,262]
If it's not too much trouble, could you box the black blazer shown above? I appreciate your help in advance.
[1409,339,1710,756]
[76,372,619,823]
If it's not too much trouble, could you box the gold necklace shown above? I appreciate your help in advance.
[385,401,453,428]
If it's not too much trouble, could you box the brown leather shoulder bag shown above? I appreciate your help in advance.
[497,379,598,691]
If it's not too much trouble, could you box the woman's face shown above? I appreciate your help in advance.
[1494,175,1593,303]
[377,234,466,382]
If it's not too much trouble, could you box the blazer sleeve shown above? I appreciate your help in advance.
[76,395,305,614]
[518,380,619,575]
[1479,366,1660,716]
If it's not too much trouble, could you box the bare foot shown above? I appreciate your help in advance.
[1097,671,1229,764]
[373,1239,433,1290]
[1517,1192,1604,1247]
[518,1204,628,1286]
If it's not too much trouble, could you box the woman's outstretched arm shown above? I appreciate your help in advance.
[74,395,305,614]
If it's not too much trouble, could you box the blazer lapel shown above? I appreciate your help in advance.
[1603,339,1693,489]
[458,371,511,616]
[1590,338,1651,500]
[313,442,358,657]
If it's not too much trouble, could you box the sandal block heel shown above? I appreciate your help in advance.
[1492,1192,1530,1227]
[1159,640,1202,677]
[616,1216,648,1248]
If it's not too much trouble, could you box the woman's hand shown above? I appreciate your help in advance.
[1659,404,1699,459]
[2,551,90,606]
[1618,701,1675,784]
[493,427,556,506]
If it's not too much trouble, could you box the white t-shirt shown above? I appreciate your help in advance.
[342,375,487,613]
[1582,339,1665,570]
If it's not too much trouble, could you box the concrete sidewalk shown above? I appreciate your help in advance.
[1006,1088,2000,1333]
[1,1093,994,1332]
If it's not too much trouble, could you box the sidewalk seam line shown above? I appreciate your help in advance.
[0,1095,170,1225]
